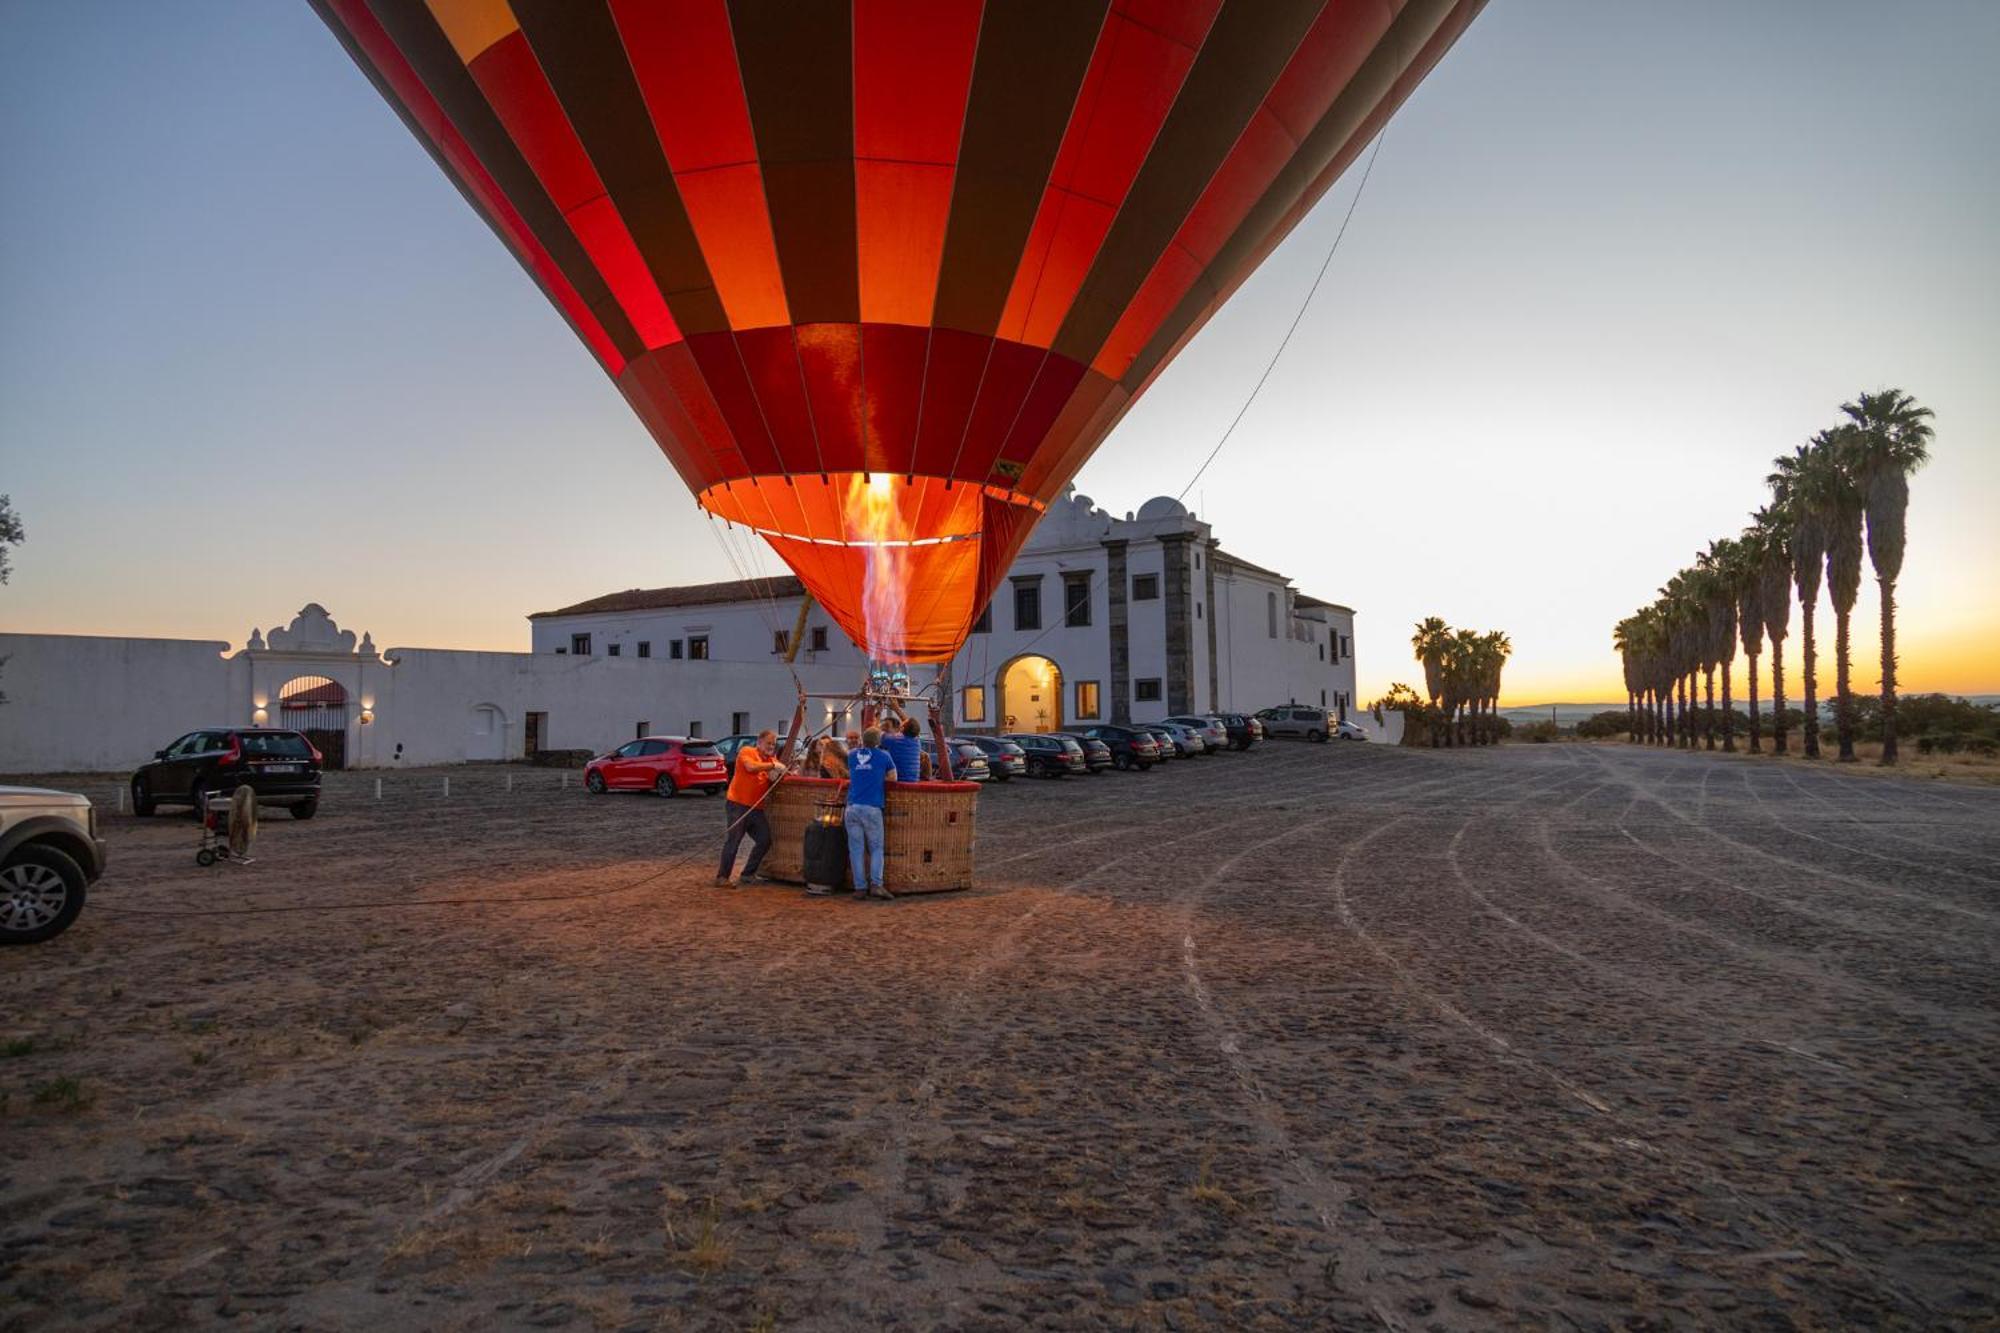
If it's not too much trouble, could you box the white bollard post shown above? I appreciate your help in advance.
[561,772,568,790]
[375,777,383,801]
[506,773,514,793]
[116,785,127,815]
[443,775,450,798]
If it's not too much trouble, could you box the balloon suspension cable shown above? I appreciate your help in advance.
[1176,127,1386,506]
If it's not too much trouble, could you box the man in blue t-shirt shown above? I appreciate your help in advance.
[882,715,925,783]
[845,727,898,900]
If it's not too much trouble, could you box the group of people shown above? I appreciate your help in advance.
[714,716,935,900]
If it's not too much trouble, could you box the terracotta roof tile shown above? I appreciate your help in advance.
[530,576,804,619]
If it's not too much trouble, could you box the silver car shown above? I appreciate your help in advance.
[1255,705,1334,742]
[1166,714,1230,751]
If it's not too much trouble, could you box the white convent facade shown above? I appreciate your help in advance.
[1,495,1357,773]
[529,492,1357,736]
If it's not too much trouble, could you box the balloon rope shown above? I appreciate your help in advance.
[1176,127,1386,505]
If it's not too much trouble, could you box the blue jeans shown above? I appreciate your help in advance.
[845,802,885,890]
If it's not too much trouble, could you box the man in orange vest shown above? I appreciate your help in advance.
[717,729,787,886]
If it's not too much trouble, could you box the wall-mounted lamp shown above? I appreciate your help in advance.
[252,707,269,725]
[359,709,375,725]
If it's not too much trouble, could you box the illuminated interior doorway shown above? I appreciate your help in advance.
[998,654,1063,733]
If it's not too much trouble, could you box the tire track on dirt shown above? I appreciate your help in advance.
[1330,810,1942,1320]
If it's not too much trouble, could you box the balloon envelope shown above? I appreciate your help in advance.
[315,0,1484,661]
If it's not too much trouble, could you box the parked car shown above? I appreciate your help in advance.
[1256,706,1334,742]
[1135,724,1182,760]
[713,733,759,772]
[1081,725,1159,771]
[131,729,324,819]
[1334,719,1369,741]
[1160,721,1208,757]
[1166,715,1231,751]
[1,787,107,945]
[1053,732,1114,772]
[1004,733,1086,778]
[954,735,1027,781]
[585,736,729,797]
[921,737,991,782]
[1212,713,1262,750]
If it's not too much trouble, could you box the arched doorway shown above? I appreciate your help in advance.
[998,655,1063,733]
[278,675,349,769]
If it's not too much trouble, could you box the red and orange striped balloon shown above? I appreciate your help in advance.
[315,0,1484,661]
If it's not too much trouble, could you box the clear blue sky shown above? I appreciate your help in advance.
[4,1,1995,701]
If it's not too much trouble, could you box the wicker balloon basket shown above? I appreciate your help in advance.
[762,776,979,894]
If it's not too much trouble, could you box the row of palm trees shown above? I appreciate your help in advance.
[1613,388,1934,764]
[1410,619,1512,745]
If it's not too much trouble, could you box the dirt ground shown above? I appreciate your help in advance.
[4,742,1998,1330]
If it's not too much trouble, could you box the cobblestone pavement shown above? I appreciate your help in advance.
[4,742,1997,1329]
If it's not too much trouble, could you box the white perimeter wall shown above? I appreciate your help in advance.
[0,632,848,773]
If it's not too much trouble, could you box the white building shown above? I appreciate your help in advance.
[530,492,1357,735]
[0,496,1355,774]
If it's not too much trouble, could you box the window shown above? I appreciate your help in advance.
[1266,591,1278,638]
[1196,601,1202,619]
[972,604,992,633]
[1075,681,1101,718]
[641,739,669,756]
[810,626,829,652]
[555,646,567,655]
[962,685,987,723]
[773,630,789,655]
[1013,580,1041,632]
[571,633,593,655]
[687,636,709,660]
[1132,573,1159,601]
[1135,679,1162,702]
[731,711,749,734]
[688,720,703,737]
[1342,634,1350,659]
[637,640,651,658]
[669,639,683,659]
[637,721,650,738]
[1329,629,1339,663]
[1062,573,1091,628]
[1320,689,1327,706]
[1319,644,1325,661]
[607,642,621,657]
[615,740,645,758]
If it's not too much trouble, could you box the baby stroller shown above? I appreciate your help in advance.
[196,785,259,867]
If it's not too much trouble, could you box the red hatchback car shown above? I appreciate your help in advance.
[584,737,728,798]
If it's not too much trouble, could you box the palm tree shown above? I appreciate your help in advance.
[1698,537,1744,752]
[1735,527,1767,753]
[1449,628,1482,745]
[1754,507,1792,754]
[1820,426,1867,761]
[1411,617,1451,746]
[1839,388,1935,763]
[1614,618,1641,741]
[1481,630,1512,745]
[1771,442,1832,758]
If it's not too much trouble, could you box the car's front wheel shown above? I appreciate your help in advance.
[1308,729,1326,743]
[0,844,87,945]
[130,775,155,817]
[655,774,677,799]
[585,771,607,794]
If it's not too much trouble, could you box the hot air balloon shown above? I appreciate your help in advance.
[314,0,1484,664]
